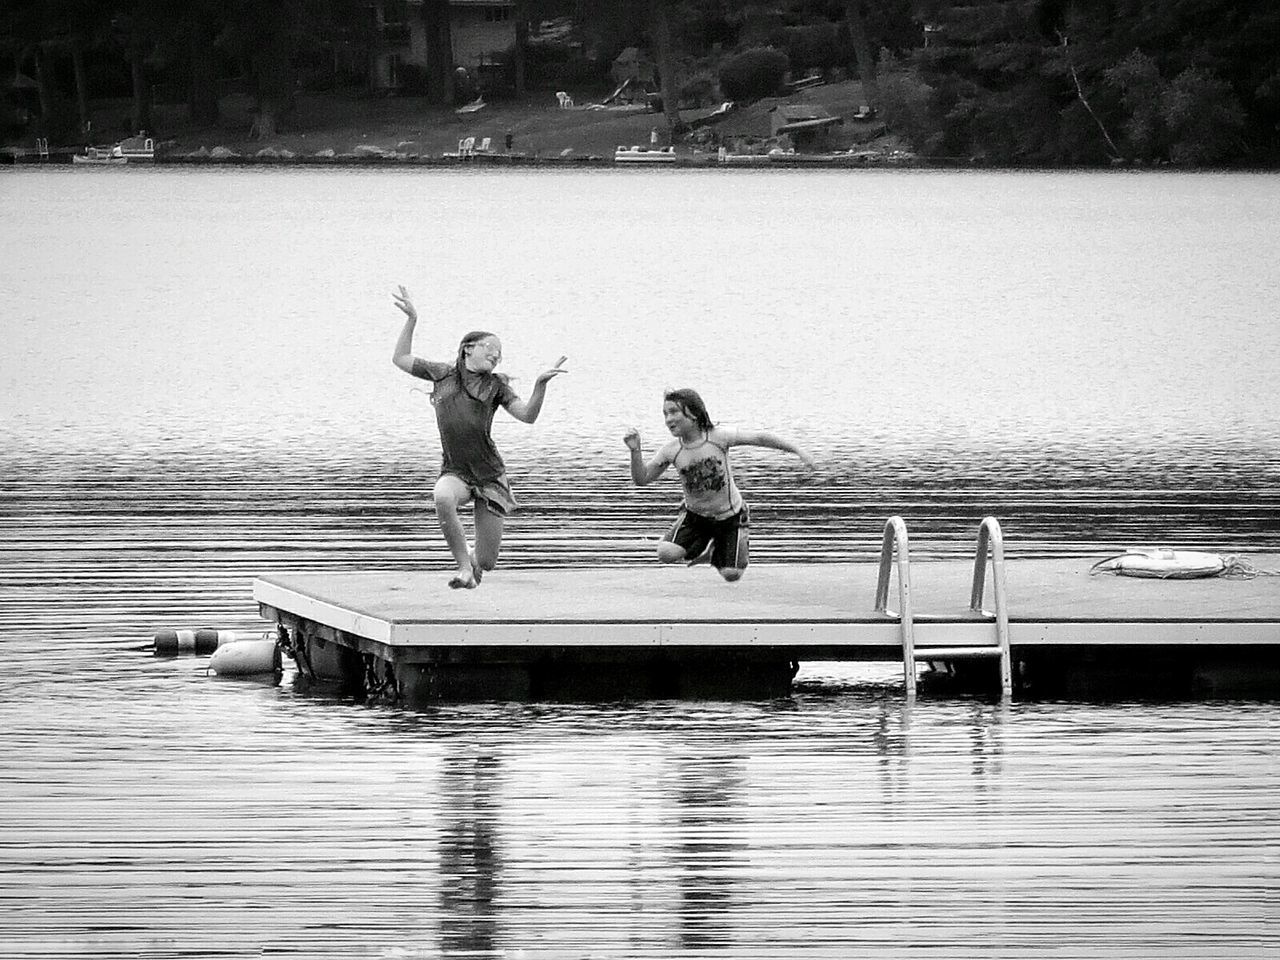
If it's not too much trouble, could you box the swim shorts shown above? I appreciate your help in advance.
[663,503,750,570]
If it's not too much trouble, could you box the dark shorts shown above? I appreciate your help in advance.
[664,503,750,570]
[443,472,518,516]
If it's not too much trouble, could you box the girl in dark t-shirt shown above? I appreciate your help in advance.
[392,285,566,589]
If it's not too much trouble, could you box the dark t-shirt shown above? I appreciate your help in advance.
[411,358,519,483]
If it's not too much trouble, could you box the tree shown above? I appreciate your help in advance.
[1056,31,1122,161]
[219,0,360,138]
[915,1,1071,161]
[1,0,110,141]
[512,1,529,96]
[649,0,682,136]
[567,0,709,139]
[218,1,307,139]
[421,0,456,105]
[177,1,224,126]
[1037,0,1278,163]
[1162,67,1246,164]
[1103,49,1163,159]
[113,0,181,136]
[1105,51,1245,164]
[1,2,58,135]
[844,1,880,111]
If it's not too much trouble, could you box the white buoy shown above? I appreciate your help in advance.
[209,638,282,676]
[154,628,239,655]
[1089,548,1230,579]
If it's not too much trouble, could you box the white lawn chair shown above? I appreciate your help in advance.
[556,91,574,109]
[458,136,475,157]
[477,137,492,153]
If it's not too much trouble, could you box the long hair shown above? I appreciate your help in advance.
[454,330,508,402]
[664,388,714,433]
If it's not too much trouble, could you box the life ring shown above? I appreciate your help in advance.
[1089,549,1229,579]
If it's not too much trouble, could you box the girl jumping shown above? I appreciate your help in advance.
[392,285,566,589]
[623,388,814,582]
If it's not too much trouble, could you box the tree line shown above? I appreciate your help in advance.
[900,0,1280,165]
[4,1,1276,165]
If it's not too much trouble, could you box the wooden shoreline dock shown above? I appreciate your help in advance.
[254,553,1280,703]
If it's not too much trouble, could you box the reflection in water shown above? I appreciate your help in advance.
[967,700,1008,790]
[673,755,746,952]
[437,754,503,955]
[872,697,912,810]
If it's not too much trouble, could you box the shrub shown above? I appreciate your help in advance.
[681,69,718,107]
[717,47,790,103]
[878,69,935,152]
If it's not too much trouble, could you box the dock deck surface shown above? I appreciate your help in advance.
[254,558,1280,652]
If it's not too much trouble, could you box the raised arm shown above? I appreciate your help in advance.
[506,356,568,424]
[624,429,673,485]
[731,428,816,468]
[391,285,421,374]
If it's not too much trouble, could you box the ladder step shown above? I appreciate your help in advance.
[883,610,993,622]
[913,646,1003,660]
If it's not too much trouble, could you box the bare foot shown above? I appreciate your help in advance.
[448,569,476,589]
[469,550,484,585]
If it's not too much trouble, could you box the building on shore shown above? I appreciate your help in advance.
[369,0,517,95]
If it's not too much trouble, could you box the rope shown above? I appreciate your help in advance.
[1221,556,1280,580]
[1088,553,1129,576]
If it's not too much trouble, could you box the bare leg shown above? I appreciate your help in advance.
[717,519,748,582]
[657,542,687,563]
[471,500,505,582]
[433,474,476,587]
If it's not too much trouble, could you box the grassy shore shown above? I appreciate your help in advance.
[89,78,904,160]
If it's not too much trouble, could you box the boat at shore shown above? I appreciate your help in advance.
[614,145,676,164]
[717,149,772,165]
[72,146,124,165]
[72,135,155,165]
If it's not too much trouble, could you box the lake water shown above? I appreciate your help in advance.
[1,166,1277,958]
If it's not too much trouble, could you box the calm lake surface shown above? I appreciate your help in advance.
[1,166,1277,958]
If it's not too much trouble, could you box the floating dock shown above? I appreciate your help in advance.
[253,549,1280,703]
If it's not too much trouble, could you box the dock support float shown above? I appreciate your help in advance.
[274,616,799,704]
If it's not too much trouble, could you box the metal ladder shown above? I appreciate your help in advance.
[874,516,1013,698]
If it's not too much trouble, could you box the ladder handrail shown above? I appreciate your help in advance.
[969,516,1012,696]
[874,515,917,696]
